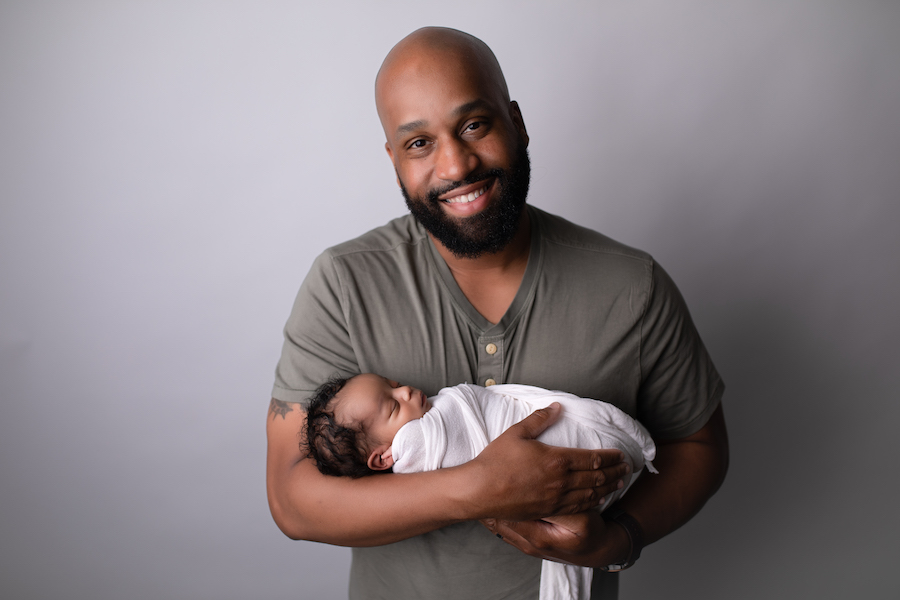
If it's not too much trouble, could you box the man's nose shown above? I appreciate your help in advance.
[435,138,478,182]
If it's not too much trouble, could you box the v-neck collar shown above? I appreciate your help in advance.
[422,205,543,335]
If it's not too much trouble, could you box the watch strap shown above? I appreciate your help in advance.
[600,507,644,572]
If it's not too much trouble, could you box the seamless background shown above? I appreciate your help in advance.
[2,1,898,599]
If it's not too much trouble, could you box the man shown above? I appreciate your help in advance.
[267,26,728,600]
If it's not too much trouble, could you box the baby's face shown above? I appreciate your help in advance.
[334,374,430,446]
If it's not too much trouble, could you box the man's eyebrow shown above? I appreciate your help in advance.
[394,100,494,137]
[396,119,427,137]
[452,99,492,117]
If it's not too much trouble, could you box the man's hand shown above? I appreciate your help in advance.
[462,403,629,521]
[481,404,730,568]
[482,512,629,568]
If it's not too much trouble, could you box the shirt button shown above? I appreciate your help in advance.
[485,343,498,355]
[485,378,497,387]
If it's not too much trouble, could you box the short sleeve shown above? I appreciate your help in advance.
[271,251,359,405]
[637,262,724,440]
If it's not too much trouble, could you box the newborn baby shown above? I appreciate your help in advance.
[303,374,657,600]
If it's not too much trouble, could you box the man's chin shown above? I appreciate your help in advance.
[418,202,525,259]
[399,147,531,258]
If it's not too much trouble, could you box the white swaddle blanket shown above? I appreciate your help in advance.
[391,383,657,600]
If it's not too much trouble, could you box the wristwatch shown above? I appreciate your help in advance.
[600,507,644,572]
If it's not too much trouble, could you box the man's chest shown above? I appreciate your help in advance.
[348,286,643,417]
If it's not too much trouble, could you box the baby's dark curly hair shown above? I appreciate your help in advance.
[302,376,383,478]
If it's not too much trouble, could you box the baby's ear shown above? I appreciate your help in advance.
[367,444,394,471]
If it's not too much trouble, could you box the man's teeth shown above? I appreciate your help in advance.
[445,186,486,204]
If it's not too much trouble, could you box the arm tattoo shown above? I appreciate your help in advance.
[269,398,294,420]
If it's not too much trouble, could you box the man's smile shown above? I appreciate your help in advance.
[442,183,489,204]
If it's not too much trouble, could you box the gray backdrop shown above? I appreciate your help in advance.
[2,1,898,599]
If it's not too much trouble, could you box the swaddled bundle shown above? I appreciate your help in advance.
[391,383,657,600]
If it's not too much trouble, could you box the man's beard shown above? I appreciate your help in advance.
[399,145,531,259]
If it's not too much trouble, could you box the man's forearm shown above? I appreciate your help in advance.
[271,460,493,546]
[266,400,628,546]
[614,403,729,547]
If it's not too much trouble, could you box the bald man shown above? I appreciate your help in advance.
[267,27,728,600]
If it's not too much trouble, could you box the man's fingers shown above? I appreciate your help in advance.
[507,403,563,440]
[566,458,629,490]
[484,517,593,563]
[568,463,628,496]
[565,447,625,472]
[555,460,630,514]
[558,484,615,514]
[483,519,547,558]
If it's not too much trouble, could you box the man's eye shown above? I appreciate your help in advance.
[409,139,427,149]
[465,122,482,131]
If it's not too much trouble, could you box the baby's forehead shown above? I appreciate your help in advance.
[333,385,378,425]
[330,391,356,420]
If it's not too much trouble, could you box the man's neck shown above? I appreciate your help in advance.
[430,209,532,324]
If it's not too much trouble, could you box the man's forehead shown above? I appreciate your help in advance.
[379,64,505,138]
[379,47,481,98]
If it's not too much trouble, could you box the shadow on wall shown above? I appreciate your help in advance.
[623,290,898,599]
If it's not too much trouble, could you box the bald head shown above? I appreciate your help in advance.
[375,27,510,132]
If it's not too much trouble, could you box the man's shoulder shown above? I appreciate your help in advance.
[322,214,428,259]
[531,206,652,266]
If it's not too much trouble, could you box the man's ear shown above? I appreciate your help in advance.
[367,444,395,471]
[509,100,529,148]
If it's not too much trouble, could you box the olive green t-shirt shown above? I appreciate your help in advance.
[273,205,723,599]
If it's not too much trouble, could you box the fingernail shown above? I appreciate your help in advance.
[593,457,601,470]
[617,479,624,490]
[485,519,496,529]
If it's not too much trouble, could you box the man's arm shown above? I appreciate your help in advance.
[483,403,729,567]
[266,399,630,546]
